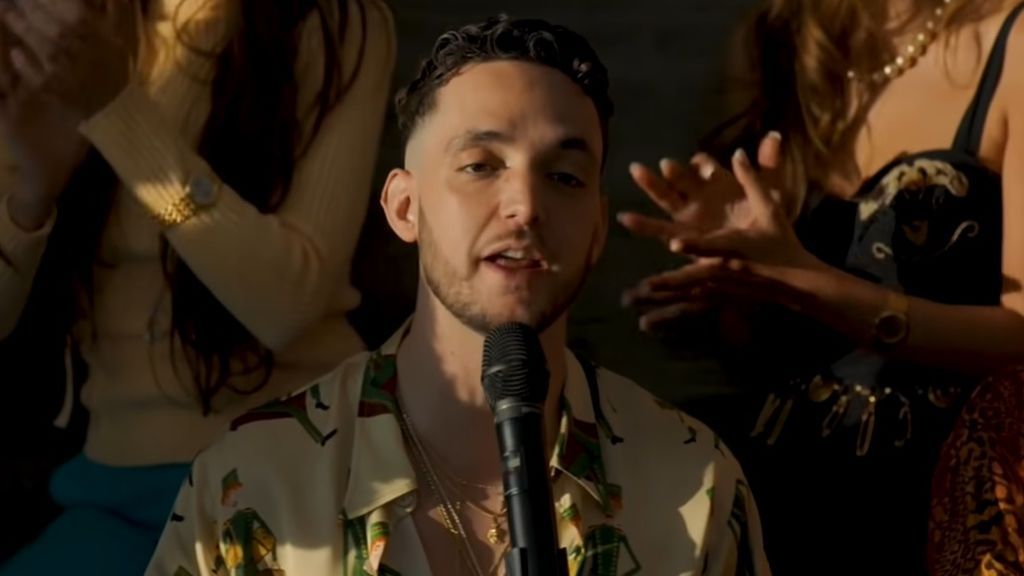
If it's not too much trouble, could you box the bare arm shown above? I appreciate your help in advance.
[752,261,1024,376]
[648,76,1024,377]
[789,13,1024,375]
[626,12,1024,377]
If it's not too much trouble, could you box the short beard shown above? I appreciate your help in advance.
[418,209,592,335]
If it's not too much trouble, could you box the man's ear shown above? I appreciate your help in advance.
[380,168,418,244]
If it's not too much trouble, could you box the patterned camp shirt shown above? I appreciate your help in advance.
[146,325,772,576]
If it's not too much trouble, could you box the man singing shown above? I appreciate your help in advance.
[146,15,771,576]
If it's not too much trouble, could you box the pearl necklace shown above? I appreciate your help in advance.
[847,0,954,85]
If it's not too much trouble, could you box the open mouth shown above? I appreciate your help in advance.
[483,248,548,271]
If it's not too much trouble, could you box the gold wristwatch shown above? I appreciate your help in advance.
[873,290,910,349]
[154,172,222,228]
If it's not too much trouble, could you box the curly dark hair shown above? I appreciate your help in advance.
[395,15,613,162]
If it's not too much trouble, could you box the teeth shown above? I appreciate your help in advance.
[500,249,527,259]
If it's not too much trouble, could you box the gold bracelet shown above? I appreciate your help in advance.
[153,173,221,229]
[154,195,199,228]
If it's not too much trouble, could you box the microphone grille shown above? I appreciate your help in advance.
[481,322,549,408]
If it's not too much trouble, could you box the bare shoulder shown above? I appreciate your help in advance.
[995,1,1024,166]
[960,1,1024,169]
[1003,3,1024,85]
[991,1,1024,106]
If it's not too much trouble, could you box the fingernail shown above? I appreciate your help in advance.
[733,148,749,164]
[628,162,643,174]
[620,292,633,307]
[669,238,685,253]
[767,131,782,142]
[639,316,652,332]
[615,212,628,224]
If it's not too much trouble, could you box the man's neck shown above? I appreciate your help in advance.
[396,288,567,488]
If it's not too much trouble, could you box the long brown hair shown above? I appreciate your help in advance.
[4,0,366,415]
[703,0,1002,216]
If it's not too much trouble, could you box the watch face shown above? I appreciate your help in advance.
[876,311,909,344]
[189,175,218,207]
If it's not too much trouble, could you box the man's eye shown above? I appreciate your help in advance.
[460,163,496,175]
[549,172,585,188]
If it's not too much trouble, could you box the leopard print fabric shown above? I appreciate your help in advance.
[929,369,1024,575]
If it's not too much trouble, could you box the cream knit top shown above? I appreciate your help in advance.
[0,0,396,466]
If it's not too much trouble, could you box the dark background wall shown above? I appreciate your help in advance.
[351,0,756,406]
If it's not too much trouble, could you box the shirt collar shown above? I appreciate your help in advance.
[342,321,623,519]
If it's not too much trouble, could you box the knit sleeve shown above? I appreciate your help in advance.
[78,0,396,350]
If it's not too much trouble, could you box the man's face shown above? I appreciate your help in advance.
[389,60,607,334]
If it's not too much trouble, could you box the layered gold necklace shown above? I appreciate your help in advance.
[397,402,509,576]
[433,459,508,546]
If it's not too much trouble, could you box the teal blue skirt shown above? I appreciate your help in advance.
[1,454,189,576]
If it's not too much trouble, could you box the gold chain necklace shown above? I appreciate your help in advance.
[413,432,508,545]
[397,403,509,576]
[847,0,954,85]
[460,498,508,546]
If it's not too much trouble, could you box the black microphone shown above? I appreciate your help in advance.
[482,322,569,576]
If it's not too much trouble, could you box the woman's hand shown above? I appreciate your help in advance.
[622,143,827,331]
[617,132,784,244]
[623,255,826,332]
[667,147,820,268]
[0,0,134,230]
[2,0,135,119]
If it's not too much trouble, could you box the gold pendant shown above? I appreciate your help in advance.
[486,521,505,545]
